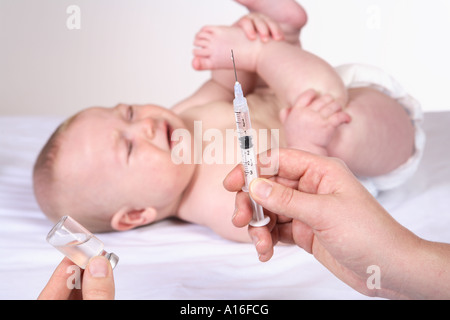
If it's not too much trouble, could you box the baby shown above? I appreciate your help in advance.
[33,0,423,242]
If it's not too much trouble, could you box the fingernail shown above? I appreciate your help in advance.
[88,256,108,278]
[251,179,273,199]
[232,207,238,221]
[252,235,260,247]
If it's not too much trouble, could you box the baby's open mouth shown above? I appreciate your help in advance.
[166,122,172,149]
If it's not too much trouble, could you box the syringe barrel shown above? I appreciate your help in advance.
[234,109,252,137]
[233,82,270,227]
[238,141,269,227]
[239,139,258,190]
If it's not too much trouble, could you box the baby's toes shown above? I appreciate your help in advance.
[195,26,214,40]
[192,41,211,57]
[192,56,213,71]
[193,27,214,49]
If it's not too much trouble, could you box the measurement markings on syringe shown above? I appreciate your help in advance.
[235,111,248,130]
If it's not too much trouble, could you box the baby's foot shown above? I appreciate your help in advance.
[234,0,307,44]
[192,26,261,72]
[281,90,352,156]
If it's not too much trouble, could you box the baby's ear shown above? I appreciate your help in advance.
[110,207,157,231]
[279,107,292,124]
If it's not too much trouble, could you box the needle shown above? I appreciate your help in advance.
[231,49,238,82]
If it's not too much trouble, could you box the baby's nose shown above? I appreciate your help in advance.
[135,117,155,140]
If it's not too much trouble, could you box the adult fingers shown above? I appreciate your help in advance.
[249,178,329,229]
[38,257,78,300]
[82,256,115,300]
[223,164,245,193]
[225,149,325,192]
[232,190,253,228]
[248,224,276,262]
[248,211,279,262]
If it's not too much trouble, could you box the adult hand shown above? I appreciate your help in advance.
[38,256,115,300]
[224,148,422,298]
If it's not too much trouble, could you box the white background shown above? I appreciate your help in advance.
[1,0,449,116]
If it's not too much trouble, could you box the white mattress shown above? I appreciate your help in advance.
[1,112,449,300]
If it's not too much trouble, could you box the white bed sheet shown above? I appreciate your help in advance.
[0,112,449,300]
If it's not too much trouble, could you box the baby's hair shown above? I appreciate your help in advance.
[33,112,116,232]
[33,113,79,221]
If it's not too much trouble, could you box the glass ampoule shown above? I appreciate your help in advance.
[46,215,119,269]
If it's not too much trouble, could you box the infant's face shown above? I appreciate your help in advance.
[57,104,194,215]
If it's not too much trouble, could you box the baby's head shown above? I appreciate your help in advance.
[33,104,195,232]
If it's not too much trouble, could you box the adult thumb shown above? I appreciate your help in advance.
[249,178,324,228]
[82,255,115,300]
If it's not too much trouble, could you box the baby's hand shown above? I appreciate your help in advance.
[235,13,284,42]
[281,89,352,155]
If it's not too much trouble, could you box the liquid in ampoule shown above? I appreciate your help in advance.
[47,216,119,269]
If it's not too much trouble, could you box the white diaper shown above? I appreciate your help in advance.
[335,64,426,196]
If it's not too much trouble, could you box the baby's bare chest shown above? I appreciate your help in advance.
[180,97,285,239]
[190,109,283,167]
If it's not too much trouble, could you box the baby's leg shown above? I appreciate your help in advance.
[192,26,348,108]
[193,26,257,97]
[193,0,307,96]
[255,41,349,108]
[328,87,415,177]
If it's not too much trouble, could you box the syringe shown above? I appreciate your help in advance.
[231,50,270,227]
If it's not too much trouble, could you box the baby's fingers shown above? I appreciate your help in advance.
[252,14,284,42]
[329,111,352,127]
[262,15,284,41]
[237,16,258,40]
[237,14,284,42]
[293,89,318,110]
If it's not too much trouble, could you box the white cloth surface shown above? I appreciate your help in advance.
[0,112,449,300]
